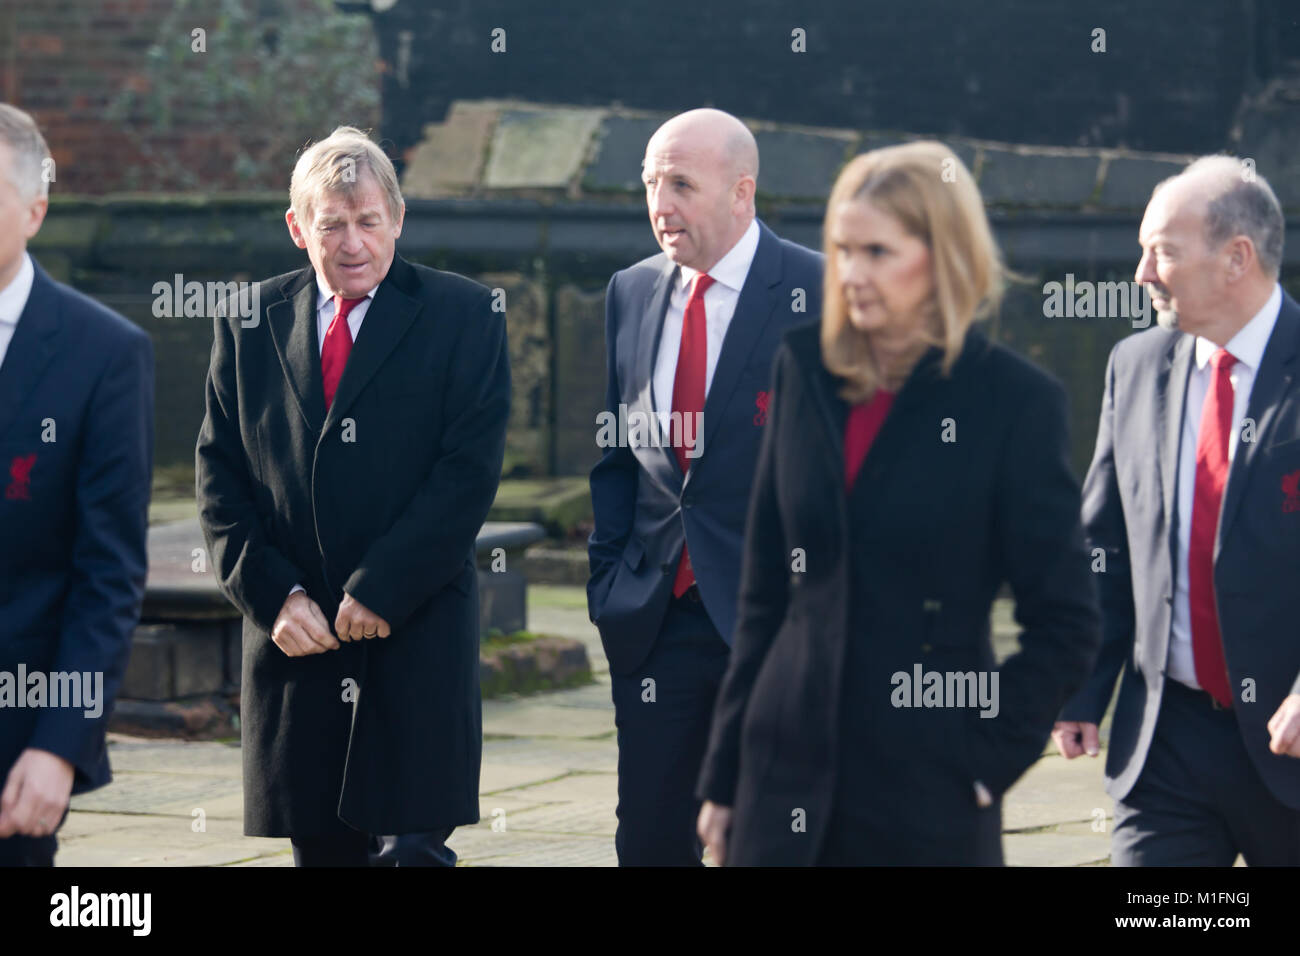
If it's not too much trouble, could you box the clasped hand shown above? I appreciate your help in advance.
[271,591,390,657]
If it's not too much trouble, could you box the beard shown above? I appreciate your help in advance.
[1155,307,1180,331]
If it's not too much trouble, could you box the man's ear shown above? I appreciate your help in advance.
[22,195,48,241]
[1224,235,1255,283]
[734,175,756,212]
[392,201,406,239]
[285,207,308,249]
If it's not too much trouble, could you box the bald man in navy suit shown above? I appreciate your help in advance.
[588,109,822,865]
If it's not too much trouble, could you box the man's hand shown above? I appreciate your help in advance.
[1052,720,1101,759]
[698,800,732,866]
[0,748,75,838]
[272,590,339,657]
[335,592,390,642]
[1267,695,1300,757]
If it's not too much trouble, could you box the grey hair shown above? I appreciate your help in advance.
[289,126,403,226]
[0,103,52,201]
[1156,155,1285,278]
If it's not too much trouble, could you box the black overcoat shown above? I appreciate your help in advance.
[196,255,510,837]
[696,322,1101,864]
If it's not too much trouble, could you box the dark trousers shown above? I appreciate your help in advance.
[1112,677,1300,866]
[291,827,458,867]
[610,591,731,866]
[0,803,68,866]
[0,833,57,867]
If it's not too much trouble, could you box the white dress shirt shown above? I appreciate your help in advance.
[0,252,36,371]
[314,273,379,354]
[651,219,761,438]
[1167,283,1282,688]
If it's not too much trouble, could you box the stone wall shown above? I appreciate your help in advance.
[361,0,1298,162]
[28,104,1300,483]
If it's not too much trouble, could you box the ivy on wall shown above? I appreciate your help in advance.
[107,0,382,191]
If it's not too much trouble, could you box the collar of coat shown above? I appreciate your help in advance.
[782,320,994,461]
[264,254,424,435]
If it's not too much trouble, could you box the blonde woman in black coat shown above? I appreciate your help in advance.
[695,142,1102,865]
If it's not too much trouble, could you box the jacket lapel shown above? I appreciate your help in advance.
[634,258,682,482]
[788,326,847,479]
[0,260,62,442]
[1158,333,1193,526]
[1217,295,1299,556]
[322,256,421,434]
[692,221,783,479]
[266,268,326,434]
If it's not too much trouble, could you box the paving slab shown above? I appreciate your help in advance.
[1002,753,1111,831]
[103,738,242,775]
[1004,831,1112,867]
[483,735,619,771]
[70,771,244,818]
[446,828,617,867]
[58,812,268,867]
[53,586,1121,866]
[225,850,295,867]
[478,762,575,794]
[495,770,618,804]
[481,696,616,739]
[497,800,618,837]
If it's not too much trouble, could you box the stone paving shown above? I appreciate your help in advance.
[57,586,1126,866]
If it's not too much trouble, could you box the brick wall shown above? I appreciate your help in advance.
[1,0,378,193]
[2,0,179,193]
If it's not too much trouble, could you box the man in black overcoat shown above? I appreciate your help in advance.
[196,126,510,866]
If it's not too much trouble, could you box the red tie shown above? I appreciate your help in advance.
[322,294,365,409]
[1188,348,1237,708]
[670,272,714,598]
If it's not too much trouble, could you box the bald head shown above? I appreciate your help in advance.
[641,109,759,271]
[647,108,759,184]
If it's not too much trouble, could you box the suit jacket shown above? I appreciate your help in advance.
[696,322,1101,865]
[587,220,823,674]
[0,257,154,793]
[195,254,510,837]
[1062,290,1300,809]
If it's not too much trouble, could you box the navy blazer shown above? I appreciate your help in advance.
[1062,289,1300,810]
[0,257,154,794]
[587,220,823,674]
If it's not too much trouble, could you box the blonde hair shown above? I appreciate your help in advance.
[289,126,403,226]
[821,141,1005,402]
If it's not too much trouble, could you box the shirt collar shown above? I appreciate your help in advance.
[314,272,380,311]
[0,252,36,327]
[679,219,761,295]
[1194,283,1281,373]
